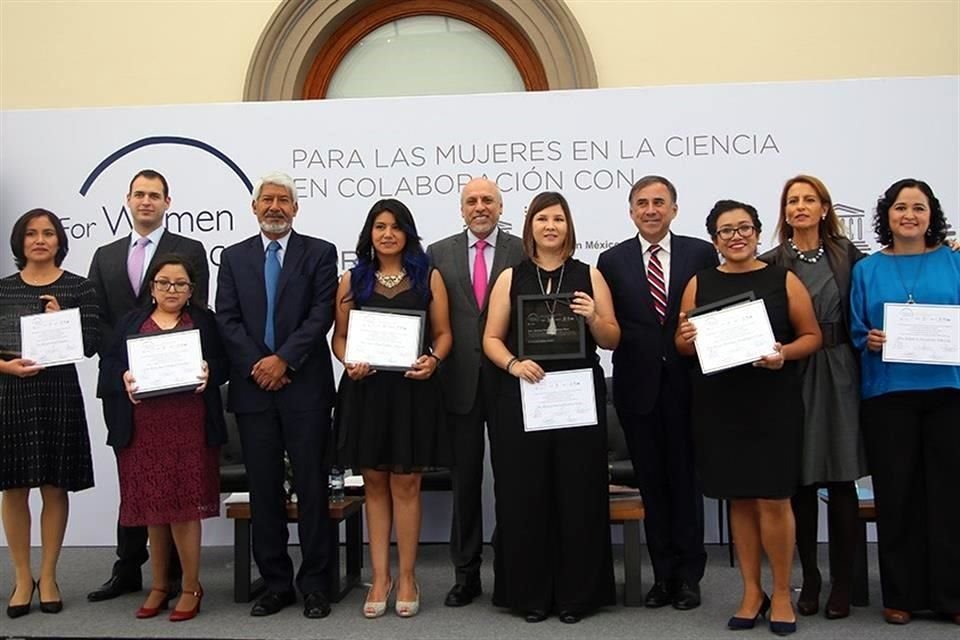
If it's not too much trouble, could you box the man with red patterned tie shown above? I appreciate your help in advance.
[597,175,718,610]
[427,178,524,607]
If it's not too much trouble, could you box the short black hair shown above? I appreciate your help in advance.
[142,253,203,308]
[874,178,948,248]
[706,200,762,238]
[628,175,677,205]
[10,208,69,270]
[128,169,169,199]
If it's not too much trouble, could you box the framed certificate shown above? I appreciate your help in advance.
[687,294,777,375]
[0,299,46,358]
[20,307,85,367]
[516,294,586,361]
[520,368,598,431]
[126,328,203,399]
[882,303,960,366]
[344,307,426,371]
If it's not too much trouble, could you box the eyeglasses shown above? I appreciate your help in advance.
[716,224,757,241]
[152,280,193,293]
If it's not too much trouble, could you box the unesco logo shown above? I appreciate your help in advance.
[835,203,871,254]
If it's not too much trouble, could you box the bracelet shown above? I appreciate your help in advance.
[426,353,441,365]
[505,356,518,373]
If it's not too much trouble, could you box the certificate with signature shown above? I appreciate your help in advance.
[126,328,203,399]
[882,303,960,366]
[344,308,425,371]
[688,298,777,375]
[20,307,84,367]
[520,368,598,432]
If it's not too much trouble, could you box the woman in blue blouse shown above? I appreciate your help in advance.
[850,178,960,627]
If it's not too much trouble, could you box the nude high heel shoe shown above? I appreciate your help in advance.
[363,580,393,619]
[395,581,420,618]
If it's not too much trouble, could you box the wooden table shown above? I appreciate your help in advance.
[609,495,645,606]
[225,496,364,603]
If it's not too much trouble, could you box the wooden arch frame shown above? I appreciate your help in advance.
[302,0,548,98]
[243,0,597,102]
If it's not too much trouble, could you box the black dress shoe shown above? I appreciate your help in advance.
[250,590,296,617]
[672,581,701,610]
[7,582,35,619]
[444,581,482,607]
[644,581,673,608]
[524,609,548,623]
[37,578,62,614]
[303,591,331,619]
[559,610,582,623]
[87,574,142,602]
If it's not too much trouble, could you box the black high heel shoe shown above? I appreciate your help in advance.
[796,572,821,616]
[38,578,63,614]
[727,594,771,630]
[6,581,36,619]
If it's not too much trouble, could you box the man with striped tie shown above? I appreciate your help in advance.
[597,175,717,611]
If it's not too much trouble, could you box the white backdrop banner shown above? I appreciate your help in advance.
[1,76,957,546]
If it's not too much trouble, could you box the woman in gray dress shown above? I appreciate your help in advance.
[759,175,866,619]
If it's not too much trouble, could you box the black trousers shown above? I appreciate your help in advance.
[618,374,706,585]
[861,388,960,614]
[236,404,331,595]
[447,368,494,585]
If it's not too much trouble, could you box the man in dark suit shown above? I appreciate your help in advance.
[216,171,338,619]
[597,175,717,610]
[87,169,209,602]
[427,177,524,607]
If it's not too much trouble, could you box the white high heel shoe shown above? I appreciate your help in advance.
[395,581,420,618]
[363,580,393,619]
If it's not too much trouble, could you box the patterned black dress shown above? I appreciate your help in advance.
[0,271,99,491]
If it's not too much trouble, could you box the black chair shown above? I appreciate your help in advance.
[605,377,638,487]
[219,384,248,493]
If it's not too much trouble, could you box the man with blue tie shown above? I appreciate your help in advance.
[597,176,717,610]
[216,172,339,619]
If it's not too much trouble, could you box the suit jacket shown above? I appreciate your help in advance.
[99,305,228,449]
[597,233,718,417]
[427,229,525,414]
[88,230,209,397]
[759,237,864,338]
[215,230,338,415]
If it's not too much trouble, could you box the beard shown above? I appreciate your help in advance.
[259,219,291,235]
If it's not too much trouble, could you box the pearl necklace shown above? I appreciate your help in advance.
[788,237,824,263]
[375,269,406,288]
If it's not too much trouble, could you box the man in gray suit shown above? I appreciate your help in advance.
[427,177,524,607]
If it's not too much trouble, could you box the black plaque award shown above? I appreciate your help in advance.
[516,293,586,360]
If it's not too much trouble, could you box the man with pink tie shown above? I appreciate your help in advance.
[427,178,524,606]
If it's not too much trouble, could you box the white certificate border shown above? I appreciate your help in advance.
[343,308,425,371]
[520,368,599,432]
[881,302,960,366]
[126,328,203,396]
[20,307,84,367]
[690,299,777,375]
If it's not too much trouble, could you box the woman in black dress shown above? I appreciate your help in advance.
[1,209,99,618]
[332,199,451,618]
[676,200,821,636]
[483,191,619,624]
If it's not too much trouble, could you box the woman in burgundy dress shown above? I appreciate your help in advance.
[101,254,227,622]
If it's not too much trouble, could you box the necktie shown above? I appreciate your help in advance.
[127,237,150,296]
[647,244,667,324]
[264,240,281,351]
[472,239,488,308]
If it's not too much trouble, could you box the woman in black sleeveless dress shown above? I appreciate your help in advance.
[332,199,451,619]
[676,200,821,636]
[483,192,620,624]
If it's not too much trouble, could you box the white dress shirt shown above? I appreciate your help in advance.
[638,231,673,296]
[260,231,291,267]
[128,226,165,289]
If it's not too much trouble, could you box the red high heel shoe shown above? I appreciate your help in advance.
[169,585,203,622]
[135,588,169,619]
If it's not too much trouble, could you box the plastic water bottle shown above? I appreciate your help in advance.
[329,466,345,503]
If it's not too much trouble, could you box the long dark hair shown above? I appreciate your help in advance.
[874,178,948,248]
[348,199,430,305]
[10,208,69,270]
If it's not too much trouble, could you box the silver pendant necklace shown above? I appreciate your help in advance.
[536,262,566,336]
[891,248,929,304]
